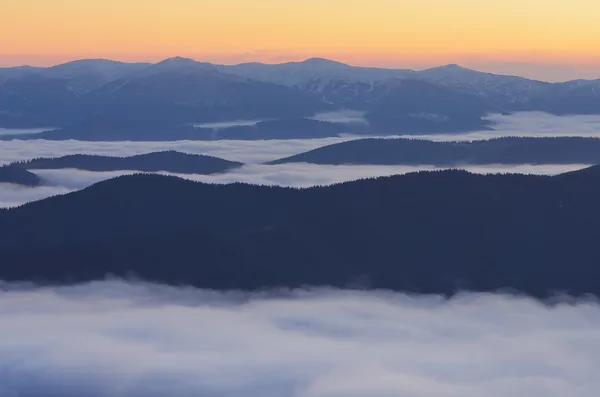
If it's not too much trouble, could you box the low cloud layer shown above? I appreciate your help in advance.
[1,279,600,396]
[0,163,589,207]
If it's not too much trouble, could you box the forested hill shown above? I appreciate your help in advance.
[270,136,600,165]
[0,165,42,186]
[2,168,600,297]
[12,151,243,174]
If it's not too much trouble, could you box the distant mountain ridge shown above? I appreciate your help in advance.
[270,137,600,166]
[1,151,242,186]
[221,59,600,117]
[8,151,242,178]
[0,57,332,132]
[1,57,599,139]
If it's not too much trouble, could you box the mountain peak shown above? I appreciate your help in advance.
[443,63,464,69]
[156,57,199,66]
[149,57,218,74]
[428,64,472,72]
[54,59,126,67]
[298,58,350,68]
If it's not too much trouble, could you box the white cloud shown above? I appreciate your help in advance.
[1,280,600,396]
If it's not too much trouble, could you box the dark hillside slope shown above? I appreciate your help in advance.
[2,169,600,296]
[0,165,42,186]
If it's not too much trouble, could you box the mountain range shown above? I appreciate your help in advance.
[0,58,331,133]
[1,57,599,140]
[3,168,600,297]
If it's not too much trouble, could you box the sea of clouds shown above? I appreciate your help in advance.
[3,113,600,395]
[1,279,600,396]
[1,112,600,207]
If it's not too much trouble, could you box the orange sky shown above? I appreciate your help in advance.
[2,0,600,80]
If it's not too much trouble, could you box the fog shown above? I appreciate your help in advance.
[0,163,589,208]
[1,279,600,396]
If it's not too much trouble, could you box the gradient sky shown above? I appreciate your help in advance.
[2,0,600,81]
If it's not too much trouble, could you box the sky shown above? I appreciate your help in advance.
[2,0,600,80]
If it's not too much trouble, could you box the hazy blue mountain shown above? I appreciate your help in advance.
[1,57,600,139]
[221,59,600,116]
[220,58,415,87]
[220,60,599,120]
[0,59,149,87]
[270,136,600,165]
[0,60,151,128]
[525,79,600,114]
[360,79,492,133]
[84,57,331,122]
[0,57,332,135]
[43,59,150,76]
[417,64,550,108]
[0,73,84,128]
[41,59,151,94]
[3,168,600,297]
[0,165,42,186]
[12,151,243,174]
[221,60,549,107]
[0,66,43,85]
